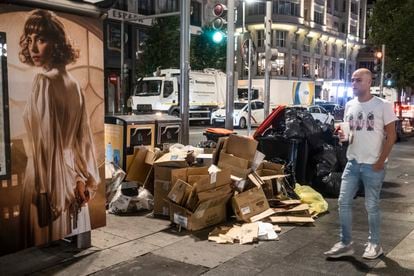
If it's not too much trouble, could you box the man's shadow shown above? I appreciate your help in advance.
[327,255,414,274]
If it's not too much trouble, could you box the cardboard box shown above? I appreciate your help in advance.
[168,179,192,205]
[223,134,258,162]
[232,186,270,222]
[169,193,232,231]
[218,152,251,179]
[125,147,156,185]
[171,166,232,211]
[255,162,286,199]
[153,152,188,216]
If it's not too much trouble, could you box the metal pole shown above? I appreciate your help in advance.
[344,36,348,101]
[120,19,124,114]
[180,0,190,145]
[247,37,252,135]
[264,0,272,117]
[379,44,385,98]
[225,0,235,130]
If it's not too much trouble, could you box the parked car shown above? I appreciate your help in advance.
[211,100,265,128]
[290,105,336,126]
[315,102,344,121]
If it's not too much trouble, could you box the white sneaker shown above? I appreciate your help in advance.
[362,242,383,259]
[324,242,354,258]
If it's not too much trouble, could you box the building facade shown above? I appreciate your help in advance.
[236,0,367,81]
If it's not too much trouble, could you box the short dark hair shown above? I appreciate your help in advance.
[19,9,79,66]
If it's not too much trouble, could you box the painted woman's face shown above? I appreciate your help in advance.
[27,33,52,68]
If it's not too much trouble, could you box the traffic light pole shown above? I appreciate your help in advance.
[379,44,385,98]
[180,0,190,145]
[225,0,235,130]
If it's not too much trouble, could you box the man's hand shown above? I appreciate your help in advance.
[75,181,90,206]
[372,160,385,172]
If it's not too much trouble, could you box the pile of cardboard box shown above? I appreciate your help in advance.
[111,133,322,238]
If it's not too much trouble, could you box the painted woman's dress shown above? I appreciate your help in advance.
[21,68,99,247]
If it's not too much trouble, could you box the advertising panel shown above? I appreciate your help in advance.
[0,5,105,255]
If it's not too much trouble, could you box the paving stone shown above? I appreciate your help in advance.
[91,228,129,249]
[94,253,208,276]
[368,257,414,276]
[100,213,171,240]
[137,228,189,247]
[152,236,256,268]
[110,239,160,258]
[38,248,133,276]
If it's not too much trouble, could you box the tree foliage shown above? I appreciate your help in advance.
[369,0,414,89]
[137,16,180,76]
[191,26,227,71]
[137,19,227,76]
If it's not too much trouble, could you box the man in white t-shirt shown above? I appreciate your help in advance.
[324,68,398,259]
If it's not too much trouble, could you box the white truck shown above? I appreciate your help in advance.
[237,79,316,107]
[128,69,226,121]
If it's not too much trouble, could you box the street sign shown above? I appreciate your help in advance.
[108,8,152,26]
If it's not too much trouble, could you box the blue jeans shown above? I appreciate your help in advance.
[338,159,386,245]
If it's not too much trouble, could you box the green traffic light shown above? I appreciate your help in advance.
[212,31,224,43]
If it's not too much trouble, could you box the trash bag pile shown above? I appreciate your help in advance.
[256,108,348,197]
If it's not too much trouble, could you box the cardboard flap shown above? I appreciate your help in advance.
[256,161,284,174]
[197,184,233,203]
[248,172,265,188]
[218,152,251,179]
[126,147,151,183]
[168,179,193,205]
[224,134,258,162]
[154,152,188,167]
[194,193,231,215]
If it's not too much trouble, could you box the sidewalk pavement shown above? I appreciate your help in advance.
[1,138,414,276]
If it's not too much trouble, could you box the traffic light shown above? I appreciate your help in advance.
[211,3,227,43]
[373,51,383,73]
[384,72,394,87]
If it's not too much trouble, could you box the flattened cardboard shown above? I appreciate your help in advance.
[232,186,270,222]
[269,216,315,224]
[125,147,155,185]
[239,223,259,244]
[224,134,258,162]
[249,208,276,223]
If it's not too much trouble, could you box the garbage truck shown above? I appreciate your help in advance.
[128,68,226,121]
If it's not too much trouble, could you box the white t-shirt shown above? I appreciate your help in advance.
[344,96,398,164]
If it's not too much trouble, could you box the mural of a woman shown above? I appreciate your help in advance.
[18,9,100,246]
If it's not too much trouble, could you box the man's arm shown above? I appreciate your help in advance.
[373,121,397,171]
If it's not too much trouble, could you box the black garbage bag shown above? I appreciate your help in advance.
[314,143,338,177]
[322,172,343,197]
[299,112,324,148]
[335,143,348,171]
[283,109,305,139]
